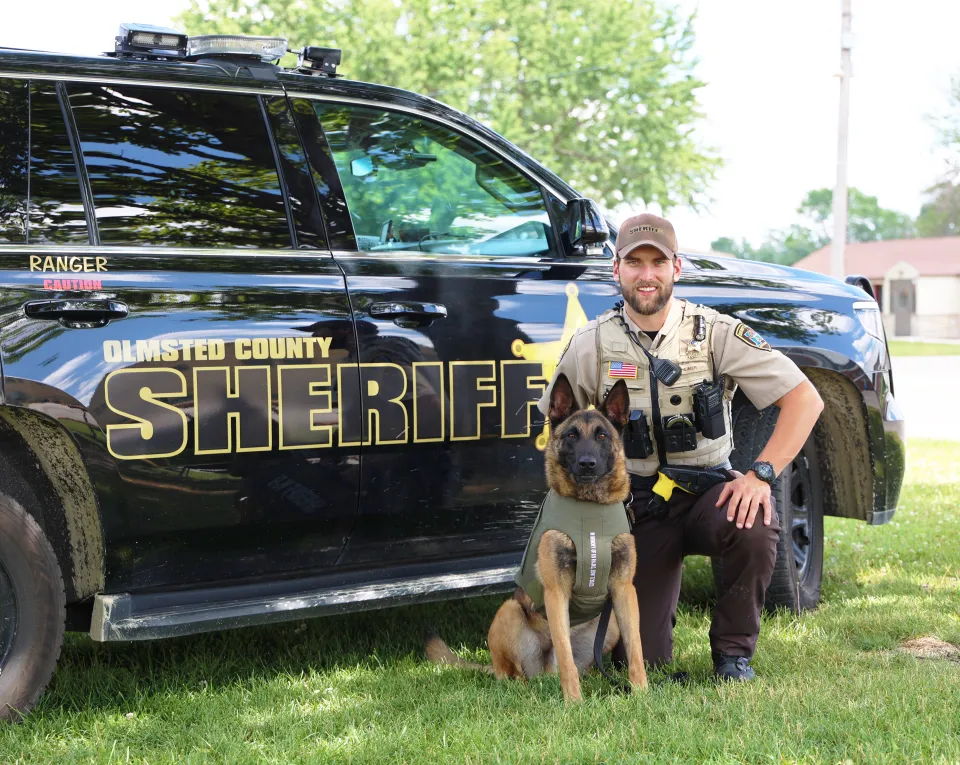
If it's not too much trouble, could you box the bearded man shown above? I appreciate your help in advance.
[536,213,824,681]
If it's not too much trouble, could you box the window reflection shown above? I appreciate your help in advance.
[315,105,557,258]
[68,84,290,248]
[0,78,28,243]
[30,82,90,244]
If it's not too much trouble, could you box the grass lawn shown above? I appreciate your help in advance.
[1,441,958,764]
[888,340,960,356]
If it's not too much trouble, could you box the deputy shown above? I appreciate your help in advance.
[537,213,824,681]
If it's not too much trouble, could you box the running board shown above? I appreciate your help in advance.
[90,555,520,642]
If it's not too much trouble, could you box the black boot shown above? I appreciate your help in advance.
[713,654,756,681]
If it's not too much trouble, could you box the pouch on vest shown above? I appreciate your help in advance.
[662,413,697,452]
[693,377,726,440]
[624,410,654,459]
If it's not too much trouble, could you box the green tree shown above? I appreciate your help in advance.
[918,76,960,236]
[712,187,914,266]
[176,0,720,211]
[916,180,960,236]
[794,188,914,244]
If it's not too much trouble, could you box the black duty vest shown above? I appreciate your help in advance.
[514,490,631,626]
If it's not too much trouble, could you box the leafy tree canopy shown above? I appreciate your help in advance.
[917,76,960,237]
[712,187,914,265]
[176,0,720,211]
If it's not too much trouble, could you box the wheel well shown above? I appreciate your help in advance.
[799,368,873,522]
[0,407,104,603]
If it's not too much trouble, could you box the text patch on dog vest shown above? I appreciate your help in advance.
[514,490,631,626]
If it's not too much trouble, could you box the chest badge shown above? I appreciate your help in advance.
[608,361,638,379]
[686,314,707,354]
[734,322,772,351]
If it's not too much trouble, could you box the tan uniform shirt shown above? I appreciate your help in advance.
[537,299,808,415]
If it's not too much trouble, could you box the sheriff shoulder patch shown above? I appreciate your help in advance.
[734,322,772,351]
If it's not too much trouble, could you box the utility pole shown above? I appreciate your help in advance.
[831,0,853,279]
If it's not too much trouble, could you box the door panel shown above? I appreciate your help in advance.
[2,253,360,591]
[334,257,623,566]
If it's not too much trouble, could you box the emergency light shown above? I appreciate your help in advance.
[187,35,288,62]
[114,23,188,58]
[295,46,342,77]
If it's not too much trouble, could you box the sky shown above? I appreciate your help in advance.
[3,0,959,252]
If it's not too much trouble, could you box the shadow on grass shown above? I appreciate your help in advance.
[38,558,723,720]
[42,595,495,716]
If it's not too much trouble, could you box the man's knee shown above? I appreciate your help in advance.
[720,505,780,557]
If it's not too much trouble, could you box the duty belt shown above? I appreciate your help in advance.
[645,466,734,518]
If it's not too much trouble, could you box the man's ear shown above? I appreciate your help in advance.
[548,373,580,428]
[599,379,630,432]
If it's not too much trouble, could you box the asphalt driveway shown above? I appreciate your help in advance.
[890,355,960,441]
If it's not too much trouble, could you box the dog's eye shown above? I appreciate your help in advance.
[596,431,607,440]
[566,430,578,440]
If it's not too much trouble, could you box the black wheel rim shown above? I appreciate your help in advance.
[790,453,814,581]
[0,561,16,668]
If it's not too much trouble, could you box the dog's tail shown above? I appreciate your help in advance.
[423,628,495,674]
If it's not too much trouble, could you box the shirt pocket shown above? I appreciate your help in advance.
[603,377,646,411]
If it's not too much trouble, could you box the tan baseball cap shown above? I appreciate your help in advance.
[615,213,678,259]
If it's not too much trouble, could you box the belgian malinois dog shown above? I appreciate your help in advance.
[426,374,647,701]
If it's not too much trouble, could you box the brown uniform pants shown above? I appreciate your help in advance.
[617,480,780,667]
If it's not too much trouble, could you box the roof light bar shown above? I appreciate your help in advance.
[295,46,342,77]
[186,35,288,62]
[115,23,188,58]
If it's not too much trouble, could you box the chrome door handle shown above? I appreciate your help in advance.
[23,299,129,328]
[368,302,448,320]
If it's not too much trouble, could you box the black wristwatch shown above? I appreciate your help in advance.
[748,461,777,485]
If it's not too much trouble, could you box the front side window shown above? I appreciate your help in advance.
[0,78,28,243]
[314,104,558,258]
[67,84,290,248]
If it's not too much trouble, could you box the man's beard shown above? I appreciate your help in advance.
[622,279,674,315]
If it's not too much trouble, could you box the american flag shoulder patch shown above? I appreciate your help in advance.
[608,361,638,379]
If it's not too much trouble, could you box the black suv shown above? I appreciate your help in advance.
[0,28,905,718]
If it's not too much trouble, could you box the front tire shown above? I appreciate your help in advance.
[712,398,824,613]
[0,493,66,720]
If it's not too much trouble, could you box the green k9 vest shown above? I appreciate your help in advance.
[514,490,631,626]
[596,301,735,476]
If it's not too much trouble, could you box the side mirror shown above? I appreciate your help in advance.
[845,274,876,300]
[351,155,376,178]
[565,198,608,256]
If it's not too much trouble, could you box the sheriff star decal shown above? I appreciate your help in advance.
[734,322,772,351]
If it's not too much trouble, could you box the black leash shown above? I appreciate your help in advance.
[592,597,632,694]
[591,493,635,693]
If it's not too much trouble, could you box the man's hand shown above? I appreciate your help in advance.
[716,470,772,530]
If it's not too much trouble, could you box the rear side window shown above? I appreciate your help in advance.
[0,78,28,243]
[67,84,291,248]
[0,79,89,245]
[30,82,90,244]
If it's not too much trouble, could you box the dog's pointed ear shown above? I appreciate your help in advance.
[548,373,580,428]
[599,379,630,432]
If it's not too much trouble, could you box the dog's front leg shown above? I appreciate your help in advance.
[537,530,581,702]
[610,532,648,691]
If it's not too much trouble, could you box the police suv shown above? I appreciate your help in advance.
[0,26,904,717]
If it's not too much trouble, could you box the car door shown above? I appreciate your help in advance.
[290,95,619,567]
[0,76,360,592]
